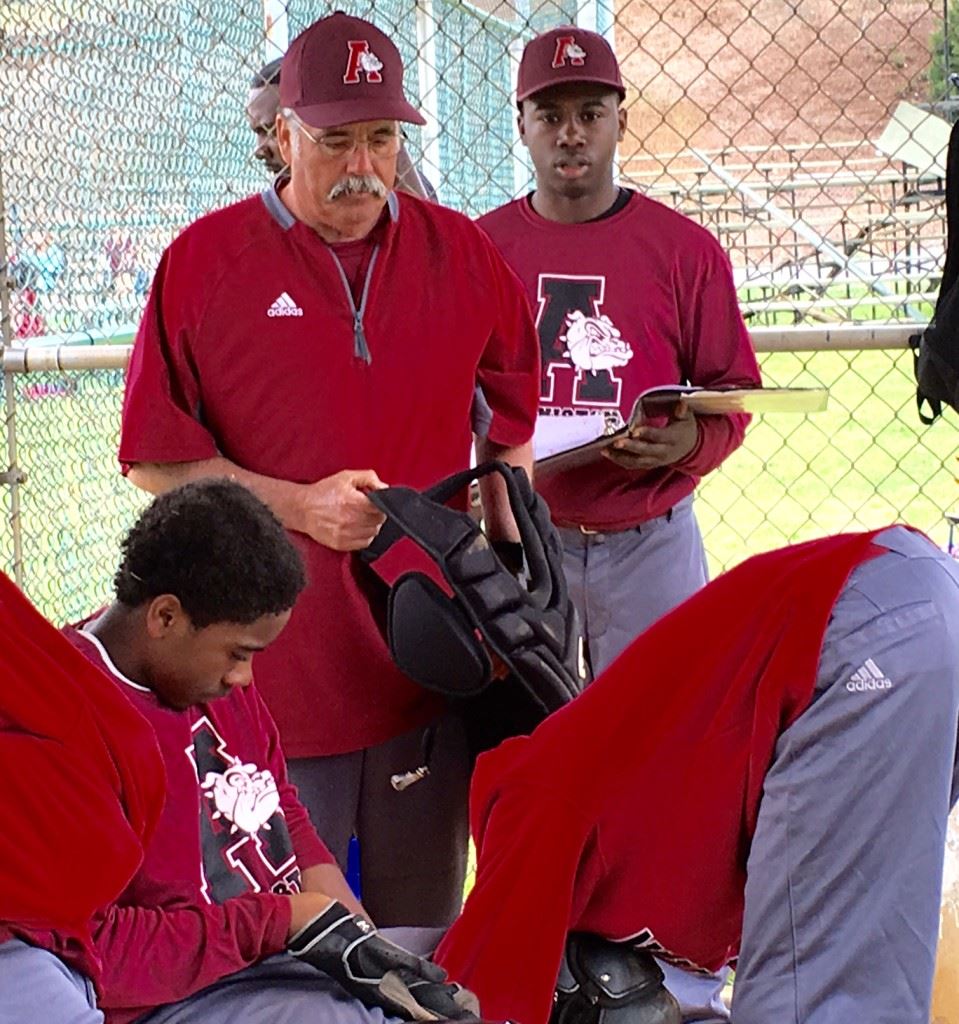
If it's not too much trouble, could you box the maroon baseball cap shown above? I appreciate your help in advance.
[280,11,426,129]
[516,26,626,104]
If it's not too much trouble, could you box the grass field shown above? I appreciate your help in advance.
[2,347,957,624]
[699,347,959,572]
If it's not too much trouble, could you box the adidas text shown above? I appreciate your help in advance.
[845,658,892,692]
[267,292,303,317]
[846,677,892,692]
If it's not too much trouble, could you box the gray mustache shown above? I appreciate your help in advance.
[327,175,389,201]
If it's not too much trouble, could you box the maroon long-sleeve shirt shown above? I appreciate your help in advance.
[0,578,164,990]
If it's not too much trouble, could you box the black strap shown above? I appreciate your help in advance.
[940,119,959,306]
[364,462,554,610]
[911,331,943,425]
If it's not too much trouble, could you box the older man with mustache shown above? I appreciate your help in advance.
[244,54,437,200]
[119,12,540,930]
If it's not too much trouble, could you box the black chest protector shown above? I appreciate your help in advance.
[357,462,587,757]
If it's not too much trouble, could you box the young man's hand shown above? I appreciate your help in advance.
[603,399,699,471]
[288,900,479,1020]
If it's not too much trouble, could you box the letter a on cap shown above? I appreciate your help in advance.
[552,35,587,68]
[344,40,383,84]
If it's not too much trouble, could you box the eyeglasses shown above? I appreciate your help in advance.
[292,117,402,159]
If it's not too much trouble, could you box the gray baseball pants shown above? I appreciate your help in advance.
[0,939,102,1024]
[730,526,959,1023]
[558,494,708,676]
[135,954,400,1024]
[288,710,470,927]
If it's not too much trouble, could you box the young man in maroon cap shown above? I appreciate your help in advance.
[119,12,540,929]
[478,27,761,675]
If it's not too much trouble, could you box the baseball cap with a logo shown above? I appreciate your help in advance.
[516,25,626,105]
[280,11,426,128]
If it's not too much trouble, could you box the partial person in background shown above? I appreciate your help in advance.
[65,480,477,1024]
[8,228,66,340]
[0,567,165,1024]
[245,55,438,199]
[479,27,761,675]
[436,525,959,1024]
[246,57,285,175]
[122,12,540,929]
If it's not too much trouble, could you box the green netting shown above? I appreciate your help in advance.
[5,346,959,626]
[434,4,519,213]
[0,370,148,623]
[527,0,579,34]
[2,0,956,622]
[5,0,264,338]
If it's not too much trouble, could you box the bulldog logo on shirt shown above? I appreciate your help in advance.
[561,310,633,372]
[536,274,630,408]
[201,758,281,835]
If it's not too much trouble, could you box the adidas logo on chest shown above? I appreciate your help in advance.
[845,658,892,692]
[267,292,303,317]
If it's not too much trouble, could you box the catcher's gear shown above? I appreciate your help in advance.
[288,901,479,1021]
[551,934,681,1024]
[358,461,588,757]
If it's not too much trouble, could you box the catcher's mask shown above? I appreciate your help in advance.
[358,462,587,759]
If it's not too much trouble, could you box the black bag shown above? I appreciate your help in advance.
[551,933,681,1024]
[912,117,959,424]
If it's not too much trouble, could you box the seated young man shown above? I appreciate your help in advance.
[64,479,474,1024]
[435,525,959,1024]
[0,568,165,1024]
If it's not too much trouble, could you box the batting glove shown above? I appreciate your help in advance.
[288,900,479,1021]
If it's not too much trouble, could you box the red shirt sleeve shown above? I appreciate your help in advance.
[435,785,594,1024]
[119,245,220,469]
[474,232,541,449]
[92,892,290,1012]
[252,686,335,870]
[673,239,761,479]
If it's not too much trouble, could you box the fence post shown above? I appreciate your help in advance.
[415,0,442,192]
[0,154,25,589]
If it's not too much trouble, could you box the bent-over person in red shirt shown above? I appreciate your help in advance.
[436,526,959,1024]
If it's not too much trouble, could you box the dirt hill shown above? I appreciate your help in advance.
[615,0,938,164]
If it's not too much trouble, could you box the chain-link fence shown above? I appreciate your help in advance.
[2,0,959,623]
